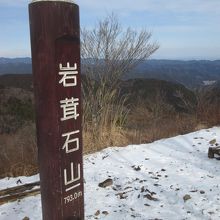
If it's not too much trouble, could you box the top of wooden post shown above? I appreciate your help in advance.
[31,0,74,3]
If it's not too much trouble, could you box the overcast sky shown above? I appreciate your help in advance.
[0,0,220,60]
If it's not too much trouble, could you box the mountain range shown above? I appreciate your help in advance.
[128,59,220,88]
[0,57,220,88]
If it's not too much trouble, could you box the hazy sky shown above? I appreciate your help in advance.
[0,0,220,60]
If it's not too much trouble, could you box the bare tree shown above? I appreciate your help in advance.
[81,14,159,149]
[81,13,159,87]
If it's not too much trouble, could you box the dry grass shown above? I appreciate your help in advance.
[0,106,207,178]
[82,80,130,153]
[124,110,199,145]
[0,107,214,178]
[197,102,220,127]
[83,100,203,154]
[1,88,220,178]
[83,126,129,154]
[82,102,130,153]
[0,123,38,178]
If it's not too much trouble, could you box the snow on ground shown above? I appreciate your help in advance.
[203,80,216,86]
[1,127,220,220]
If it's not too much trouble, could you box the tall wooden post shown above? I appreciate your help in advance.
[29,1,84,219]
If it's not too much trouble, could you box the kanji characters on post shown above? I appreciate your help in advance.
[58,62,81,194]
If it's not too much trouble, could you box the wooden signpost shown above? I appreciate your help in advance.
[29,1,84,219]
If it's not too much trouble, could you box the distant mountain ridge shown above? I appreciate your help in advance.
[0,57,220,88]
[127,59,220,88]
[0,57,32,74]
[0,73,197,115]
[0,57,31,64]
[120,78,197,113]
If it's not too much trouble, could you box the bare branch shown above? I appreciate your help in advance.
[81,13,159,85]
